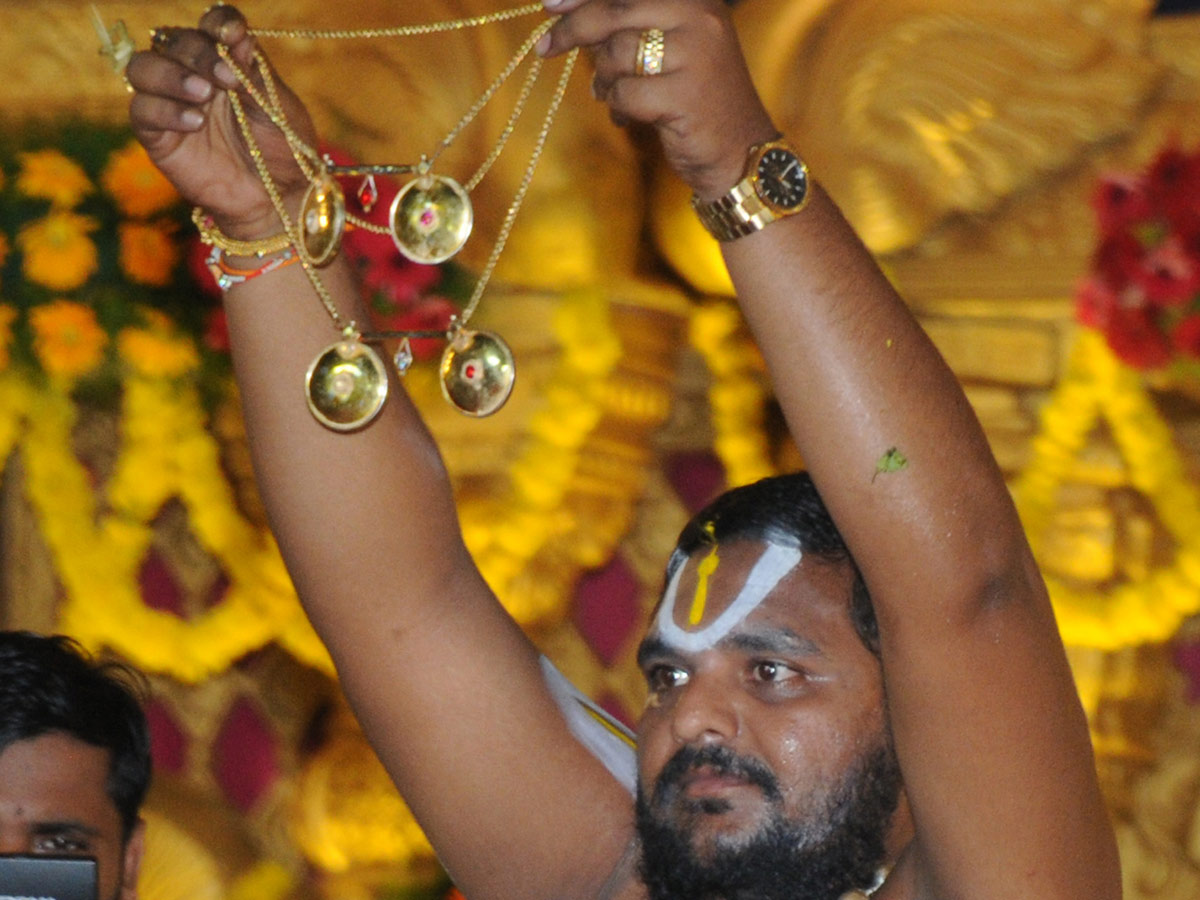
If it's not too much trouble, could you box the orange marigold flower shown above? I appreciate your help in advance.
[16,149,93,208]
[119,221,180,286]
[18,212,100,292]
[101,141,179,218]
[118,323,199,378]
[29,300,108,377]
[0,305,17,370]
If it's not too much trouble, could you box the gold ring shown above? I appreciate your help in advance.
[636,28,665,77]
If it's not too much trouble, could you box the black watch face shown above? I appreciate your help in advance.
[755,147,808,211]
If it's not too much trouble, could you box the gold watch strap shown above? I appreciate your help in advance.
[691,179,779,242]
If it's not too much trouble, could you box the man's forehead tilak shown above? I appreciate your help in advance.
[652,539,804,654]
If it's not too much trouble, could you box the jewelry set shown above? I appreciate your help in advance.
[105,3,810,431]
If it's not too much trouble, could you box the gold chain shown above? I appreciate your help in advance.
[207,4,579,357]
[250,3,544,41]
[455,48,578,326]
[220,48,351,334]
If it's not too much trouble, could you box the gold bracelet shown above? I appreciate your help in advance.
[192,207,293,256]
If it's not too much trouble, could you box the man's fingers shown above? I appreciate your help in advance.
[126,47,215,106]
[129,91,207,136]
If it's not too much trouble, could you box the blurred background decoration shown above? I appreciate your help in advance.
[2,0,1200,898]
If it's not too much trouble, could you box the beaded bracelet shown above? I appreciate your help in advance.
[206,244,299,291]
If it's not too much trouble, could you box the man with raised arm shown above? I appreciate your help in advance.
[125,2,1120,899]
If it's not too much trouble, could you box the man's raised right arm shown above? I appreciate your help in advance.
[126,9,635,900]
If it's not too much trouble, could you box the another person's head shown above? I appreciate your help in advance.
[635,473,904,900]
[0,631,150,900]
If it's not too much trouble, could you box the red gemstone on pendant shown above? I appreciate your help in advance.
[357,175,378,213]
[420,206,437,228]
[464,363,477,380]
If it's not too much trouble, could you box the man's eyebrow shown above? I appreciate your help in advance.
[718,628,823,657]
[636,635,676,668]
[30,821,101,836]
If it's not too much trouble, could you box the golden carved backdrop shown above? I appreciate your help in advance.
[2,1,1200,898]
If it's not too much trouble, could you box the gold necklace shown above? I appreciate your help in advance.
[211,6,578,427]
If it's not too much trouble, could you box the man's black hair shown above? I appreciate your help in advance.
[665,472,880,655]
[0,631,151,840]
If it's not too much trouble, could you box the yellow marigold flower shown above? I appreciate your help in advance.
[119,221,179,286]
[17,149,93,208]
[118,325,199,379]
[18,212,99,292]
[0,304,17,370]
[29,300,108,377]
[101,141,179,218]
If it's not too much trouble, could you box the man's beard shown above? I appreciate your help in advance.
[635,739,901,900]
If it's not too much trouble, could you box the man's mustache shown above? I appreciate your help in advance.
[651,744,782,806]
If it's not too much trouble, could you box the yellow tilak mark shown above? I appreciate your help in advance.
[689,546,720,625]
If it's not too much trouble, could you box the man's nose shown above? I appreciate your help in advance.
[668,672,740,745]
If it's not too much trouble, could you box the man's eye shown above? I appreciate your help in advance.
[646,665,689,693]
[751,660,798,683]
[34,834,89,854]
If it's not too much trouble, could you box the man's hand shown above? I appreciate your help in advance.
[537,0,777,200]
[126,5,315,240]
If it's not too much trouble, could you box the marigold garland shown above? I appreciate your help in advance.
[1014,329,1200,649]
[687,300,776,487]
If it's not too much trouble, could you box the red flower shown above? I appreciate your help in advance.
[203,307,230,353]
[1093,232,1145,290]
[1172,315,1200,360]
[1091,173,1154,234]
[186,235,221,298]
[1075,277,1118,330]
[1134,234,1200,308]
[370,294,458,360]
[1148,145,1200,238]
[1105,306,1172,369]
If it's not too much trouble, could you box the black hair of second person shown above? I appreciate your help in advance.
[0,631,151,840]
[664,472,880,656]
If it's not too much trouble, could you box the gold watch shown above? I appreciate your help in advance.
[691,138,810,242]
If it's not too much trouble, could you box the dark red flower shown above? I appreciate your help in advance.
[1172,315,1200,360]
[186,235,221,298]
[1104,306,1172,369]
[370,294,458,360]
[203,307,230,353]
[1091,173,1155,235]
[1134,234,1200,308]
[1148,145,1200,234]
[1093,231,1145,290]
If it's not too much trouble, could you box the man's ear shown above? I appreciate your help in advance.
[119,818,146,900]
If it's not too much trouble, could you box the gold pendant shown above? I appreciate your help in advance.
[389,174,473,264]
[305,339,388,431]
[439,329,515,417]
[300,174,347,266]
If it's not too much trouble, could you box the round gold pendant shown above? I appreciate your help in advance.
[439,330,515,417]
[389,174,473,264]
[300,175,347,266]
[305,340,388,431]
